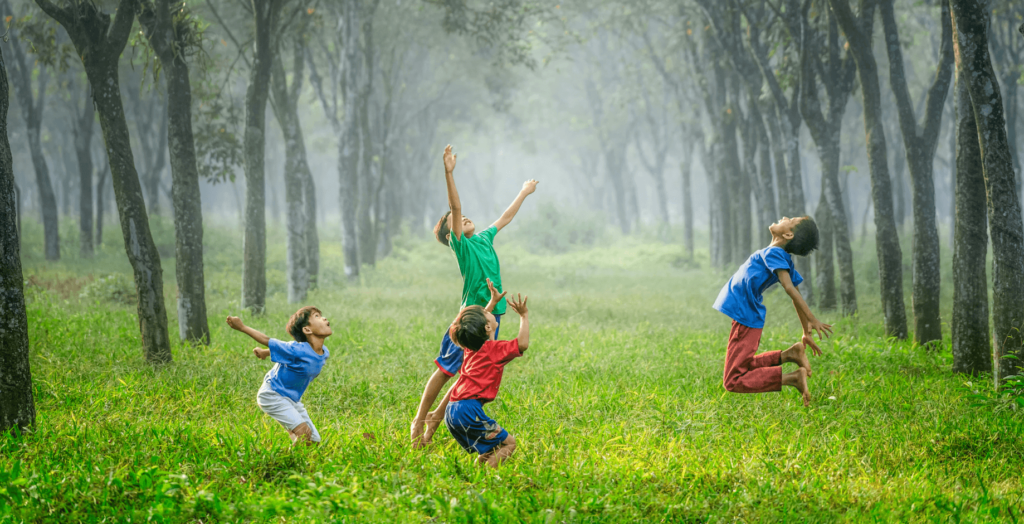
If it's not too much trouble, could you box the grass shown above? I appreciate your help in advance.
[2,216,1023,523]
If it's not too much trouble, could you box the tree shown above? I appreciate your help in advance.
[0,43,35,434]
[138,0,210,344]
[72,83,95,257]
[241,0,284,311]
[880,0,953,346]
[950,0,1024,378]
[951,58,990,375]
[36,0,173,363]
[3,1,59,260]
[829,0,908,339]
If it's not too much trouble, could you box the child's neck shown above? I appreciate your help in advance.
[307,336,325,354]
[768,236,788,249]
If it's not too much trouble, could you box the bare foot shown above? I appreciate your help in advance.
[794,368,811,407]
[783,341,812,377]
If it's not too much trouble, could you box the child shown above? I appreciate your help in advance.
[712,216,832,407]
[443,291,530,468]
[226,307,332,444]
[410,144,538,447]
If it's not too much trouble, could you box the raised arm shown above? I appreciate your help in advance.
[443,145,463,240]
[491,180,538,232]
[484,278,507,313]
[226,316,270,346]
[507,294,530,351]
[776,270,832,355]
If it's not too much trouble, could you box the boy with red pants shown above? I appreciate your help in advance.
[712,216,832,406]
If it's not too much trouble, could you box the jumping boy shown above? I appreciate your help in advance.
[410,144,537,447]
[442,289,530,468]
[226,307,331,444]
[712,216,832,407]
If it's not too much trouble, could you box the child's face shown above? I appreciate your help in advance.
[304,311,332,339]
[769,216,804,241]
[449,214,476,238]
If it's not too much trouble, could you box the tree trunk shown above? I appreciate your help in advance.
[951,66,991,375]
[0,44,35,433]
[5,24,59,260]
[303,168,319,289]
[681,141,695,259]
[830,0,908,339]
[95,161,108,247]
[951,0,1024,377]
[241,0,282,312]
[139,0,210,344]
[339,0,362,281]
[74,87,94,258]
[891,134,907,231]
[815,186,837,310]
[754,105,777,246]
[880,0,952,346]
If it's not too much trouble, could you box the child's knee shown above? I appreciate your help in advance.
[501,434,516,452]
[723,375,741,393]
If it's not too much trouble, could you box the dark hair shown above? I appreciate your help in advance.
[434,211,452,247]
[785,216,819,256]
[450,305,490,351]
[286,306,321,343]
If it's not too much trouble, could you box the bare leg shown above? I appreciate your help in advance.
[477,435,517,468]
[411,368,451,447]
[289,422,317,446]
[780,340,811,376]
[781,368,811,407]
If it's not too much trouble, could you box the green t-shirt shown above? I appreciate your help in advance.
[449,225,506,315]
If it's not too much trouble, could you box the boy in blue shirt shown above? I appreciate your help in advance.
[410,144,538,447]
[713,216,832,406]
[227,307,331,444]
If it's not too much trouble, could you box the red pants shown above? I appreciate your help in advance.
[723,321,782,393]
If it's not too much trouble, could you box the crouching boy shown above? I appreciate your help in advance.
[441,292,530,468]
[226,307,332,444]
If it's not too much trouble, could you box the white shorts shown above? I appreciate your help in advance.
[256,383,321,442]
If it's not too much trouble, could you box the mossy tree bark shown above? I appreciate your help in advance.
[138,0,210,344]
[950,0,1024,378]
[830,0,909,339]
[36,0,172,362]
[0,44,35,433]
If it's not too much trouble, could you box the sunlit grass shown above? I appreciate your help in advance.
[3,217,1022,522]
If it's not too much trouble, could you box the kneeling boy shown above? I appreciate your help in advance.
[443,292,530,468]
[226,307,332,444]
[712,216,832,406]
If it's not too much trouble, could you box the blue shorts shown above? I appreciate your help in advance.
[434,314,501,376]
[445,399,510,455]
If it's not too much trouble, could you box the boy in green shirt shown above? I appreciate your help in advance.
[410,144,538,447]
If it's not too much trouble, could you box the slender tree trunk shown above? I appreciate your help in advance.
[951,67,991,374]
[0,44,34,433]
[241,0,281,312]
[339,0,361,281]
[754,107,777,246]
[74,87,94,258]
[303,169,319,289]
[145,100,168,216]
[95,161,108,247]
[821,143,857,314]
[880,0,952,346]
[605,145,631,234]
[681,141,694,259]
[138,0,211,344]
[951,0,1024,377]
[6,28,58,260]
[830,0,908,339]
[891,135,907,231]
[357,88,376,266]
[815,186,837,310]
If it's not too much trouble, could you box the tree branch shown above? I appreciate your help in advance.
[107,0,139,56]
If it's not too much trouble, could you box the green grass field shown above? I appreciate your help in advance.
[3,217,1023,523]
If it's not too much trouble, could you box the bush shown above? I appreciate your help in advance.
[508,201,606,254]
[79,274,137,306]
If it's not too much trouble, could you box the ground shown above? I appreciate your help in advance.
[2,217,1022,523]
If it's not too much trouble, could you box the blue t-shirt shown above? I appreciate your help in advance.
[263,338,329,402]
[712,246,804,329]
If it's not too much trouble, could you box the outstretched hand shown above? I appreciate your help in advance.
[443,144,457,173]
[508,293,529,317]
[521,179,539,195]
[807,318,833,341]
[486,278,507,304]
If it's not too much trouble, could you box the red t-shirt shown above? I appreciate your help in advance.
[450,339,522,403]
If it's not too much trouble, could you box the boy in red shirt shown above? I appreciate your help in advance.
[440,291,530,468]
